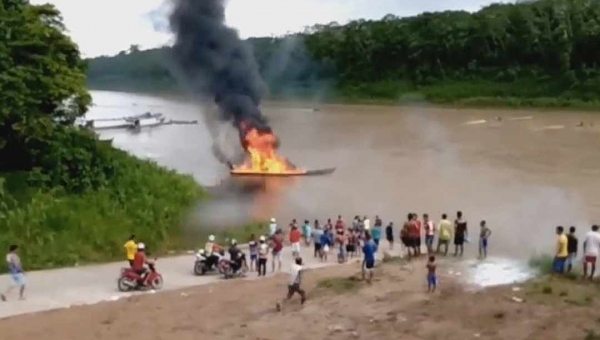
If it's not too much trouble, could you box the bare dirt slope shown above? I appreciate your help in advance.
[1,258,598,340]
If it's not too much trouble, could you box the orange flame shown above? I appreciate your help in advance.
[231,127,306,175]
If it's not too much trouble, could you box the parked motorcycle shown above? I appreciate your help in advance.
[118,261,163,292]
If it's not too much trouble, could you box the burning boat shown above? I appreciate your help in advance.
[229,123,335,177]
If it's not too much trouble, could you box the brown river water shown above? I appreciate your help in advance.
[88,90,600,269]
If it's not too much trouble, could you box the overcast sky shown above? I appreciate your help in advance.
[31,0,509,58]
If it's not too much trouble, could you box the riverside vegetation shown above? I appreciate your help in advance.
[88,0,600,109]
[0,0,206,270]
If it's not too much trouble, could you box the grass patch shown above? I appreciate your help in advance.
[317,276,361,293]
[525,276,597,308]
[0,148,205,270]
[528,254,554,275]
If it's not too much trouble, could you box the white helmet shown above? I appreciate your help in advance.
[270,217,276,223]
[208,235,215,242]
[137,242,145,250]
[259,235,266,242]
[198,249,205,255]
[231,239,237,245]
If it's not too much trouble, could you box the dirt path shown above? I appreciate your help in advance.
[1,256,598,340]
[0,243,355,319]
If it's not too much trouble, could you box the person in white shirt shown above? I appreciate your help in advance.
[363,216,371,231]
[269,217,278,237]
[276,257,306,311]
[583,225,600,280]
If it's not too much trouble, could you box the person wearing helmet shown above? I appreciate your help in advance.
[228,239,246,273]
[131,242,152,282]
[269,218,278,237]
[204,235,220,270]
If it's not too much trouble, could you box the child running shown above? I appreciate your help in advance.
[426,255,437,293]
[276,257,306,311]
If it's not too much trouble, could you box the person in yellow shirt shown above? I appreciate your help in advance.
[436,214,453,256]
[124,234,137,267]
[553,226,568,274]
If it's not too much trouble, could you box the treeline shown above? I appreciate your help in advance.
[88,0,600,107]
[1,0,204,269]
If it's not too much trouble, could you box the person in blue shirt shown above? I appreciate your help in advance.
[319,230,331,262]
[362,233,377,283]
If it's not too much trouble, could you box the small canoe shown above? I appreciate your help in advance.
[229,165,336,177]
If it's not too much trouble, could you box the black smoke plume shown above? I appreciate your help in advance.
[169,0,271,144]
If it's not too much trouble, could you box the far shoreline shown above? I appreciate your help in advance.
[88,87,600,114]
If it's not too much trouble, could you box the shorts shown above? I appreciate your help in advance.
[427,274,437,286]
[323,245,330,253]
[288,283,302,294]
[480,238,488,249]
[373,238,380,246]
[314,243,322,252]
[410,237,419,248]
[454,235,465,246]
[553,256,566,273]
[425,235,434,247]
[291,242,301,253]
[416,237,422,248]
[585,256,597,264]
[272,251,282,261]
[565,252,576,267]
[386,235,394,242]
[401,237,410,247]
[365,259,375,269]
[250,254,257,261]
[10,273,25,287]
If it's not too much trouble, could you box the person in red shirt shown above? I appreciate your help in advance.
[289,226,302,258]
[271,231,284,272]
[335,215,345,234]
[131,243,153,283]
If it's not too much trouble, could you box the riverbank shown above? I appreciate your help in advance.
[2,256,598,340]
[0,147,206,271]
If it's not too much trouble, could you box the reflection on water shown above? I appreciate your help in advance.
[459,257,535,288]
[89,90,600,261]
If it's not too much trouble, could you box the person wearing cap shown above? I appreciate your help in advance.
[269,218,278,237]
[257,235,269,276]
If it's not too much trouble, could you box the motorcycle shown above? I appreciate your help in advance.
[219,253,248,279]
[194,249,225,276]
[118,261,163,292]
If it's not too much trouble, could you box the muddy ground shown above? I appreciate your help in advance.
[1,258,599,340]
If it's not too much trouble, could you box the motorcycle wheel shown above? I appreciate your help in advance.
[194,261,206,276]
[150,275,164,290]
[117,277,132,292]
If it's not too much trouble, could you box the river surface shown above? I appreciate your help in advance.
[88,90,600,262]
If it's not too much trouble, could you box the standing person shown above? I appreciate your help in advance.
[124,234,137,267]
[414,213,422,255]
[566,226,578,273]
[289,219,298,230]
[363,216,371,231]
[1,245,25,301]
[453,211,468,257]
[289,225,302,258]
[302,220,312,246]
[362,234,377,284]
[319,228,331,262]
[276,257,306,311]
[346,229,357,258]
[374,215,382,230]
[386,222,394,250]
[423,214,435,254]
[372,217,382,247]
[352,216,361,231]
[257,236,269,276]
[311,222,323,258]
[325,218,333,233]
[437,214,452,256]
[269,217,278,237]
[248,234,258,272]
[583,225,600,280]
[478,221,492,259]
[271,230,284,272]
[553,226,568,274]
[408,213,420,258]
[335,215,345,234]
[426,255,437,293]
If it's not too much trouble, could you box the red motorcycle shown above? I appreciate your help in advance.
[118,262,163,292]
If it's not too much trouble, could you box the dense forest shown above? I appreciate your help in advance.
[88,0,600,108]
[0,0,204,269]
